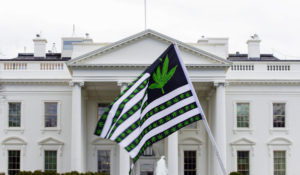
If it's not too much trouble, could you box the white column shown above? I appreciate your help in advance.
[213,82,227,175]
[70,81,86,172]
[118,82,130,175]
[168,132,179,175]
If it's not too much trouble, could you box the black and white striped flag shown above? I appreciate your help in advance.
[94,44,204,168]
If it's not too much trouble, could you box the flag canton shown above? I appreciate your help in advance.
[145,45,188,103]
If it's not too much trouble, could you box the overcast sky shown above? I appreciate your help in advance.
[0,0,300,59]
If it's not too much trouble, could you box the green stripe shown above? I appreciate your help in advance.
[124,101,198,152]
[108,98,144,139]
[141,91,192,126]
[94,73,146,136]
[106,80,149,138]
[132,114,202,163]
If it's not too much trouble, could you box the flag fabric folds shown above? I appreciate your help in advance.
[94,44,203,166]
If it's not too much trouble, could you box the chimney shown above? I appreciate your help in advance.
[247,34,261,59]
[33,34,47,58]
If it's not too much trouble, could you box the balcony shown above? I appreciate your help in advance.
[0,61,71,81]
[227,61,300,81]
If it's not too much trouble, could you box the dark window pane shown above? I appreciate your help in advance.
[237,103,249,128]
[45,102,57,127]
[98,150,110,174]
[9,103,21,127]
[237,151,249,175]
[184,151,196,175]
[8,150,20,175]
[273,103,285,128]
[274,151,286,175]
[45,151,57,172]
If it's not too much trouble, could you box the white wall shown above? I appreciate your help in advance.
[0,84,72,174]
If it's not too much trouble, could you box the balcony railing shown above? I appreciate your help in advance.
[4,62,27,70]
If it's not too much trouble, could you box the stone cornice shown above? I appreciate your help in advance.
[228,79,300,85]
[68,64,230,69]
[0,79,70,85]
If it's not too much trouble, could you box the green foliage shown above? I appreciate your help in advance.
[229,172,243,175]
[149,55,177,94]
[17,171,108,175]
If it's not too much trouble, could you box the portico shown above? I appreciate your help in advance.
[67,30,230,175]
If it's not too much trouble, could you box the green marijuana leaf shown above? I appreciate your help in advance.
[149,55,177,94]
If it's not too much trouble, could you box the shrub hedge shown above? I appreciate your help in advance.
[229,172,243,175]
[16,171,108,175]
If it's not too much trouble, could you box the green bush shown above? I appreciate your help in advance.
[33,170,43,175]
[229,172,243,175]
[17,171,33,175]
[17,171,108,175]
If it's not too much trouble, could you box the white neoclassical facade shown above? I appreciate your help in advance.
[0,30,299,175]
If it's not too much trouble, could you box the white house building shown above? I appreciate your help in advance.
[0,29,299,175]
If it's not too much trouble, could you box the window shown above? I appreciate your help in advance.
[63,40,82,50]
[98,104,108,120]
[8,103,21,127]
[184,151,196,175]
[45,151,57,172]
[98,150,110,174]
[142,146,155,156]
[8,150,20,175]
[273,103,285,128]
[45,102,58,127]
[274,151,286,175]
[237,103,249,128]
[237,151,249,175]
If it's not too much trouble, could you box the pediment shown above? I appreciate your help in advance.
[230,137,256,146]
[2,136,27,145]
[38,137,64,145]
[68,29,230,68]
[92,137,116,145]
[267,137,292,145]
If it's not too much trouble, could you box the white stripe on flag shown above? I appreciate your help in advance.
[129,108,200,158]
[106,87,148,138]
[100,73,150,138]
[141,84,190,117]
[110,108,141,140]
[119,96,196,147]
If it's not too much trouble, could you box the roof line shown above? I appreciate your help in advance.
[67,29,231,65]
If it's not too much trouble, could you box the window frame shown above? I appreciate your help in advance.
[97,150,111,174]
[237,150,250,175]
[236,103,250,128]
[91,138,117,175]
[8,102,22,128]
[7,150,21,175]
[4,101,24,133]
[273,151,286,175]
[183,150,197,175]
[233,101,252,134]
[44,150,57,172]
[269,101,288,134]
[94,145,116,175]
[267,137,291,175]
[230,138,255,174]
[2,138,26,175]
[179,145,201,175]
[41,100,61,133]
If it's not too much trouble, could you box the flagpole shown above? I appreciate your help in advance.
[173,43,228,175]
[144,0,147,30]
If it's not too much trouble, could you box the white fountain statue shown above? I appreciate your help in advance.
[155,156,168,175]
